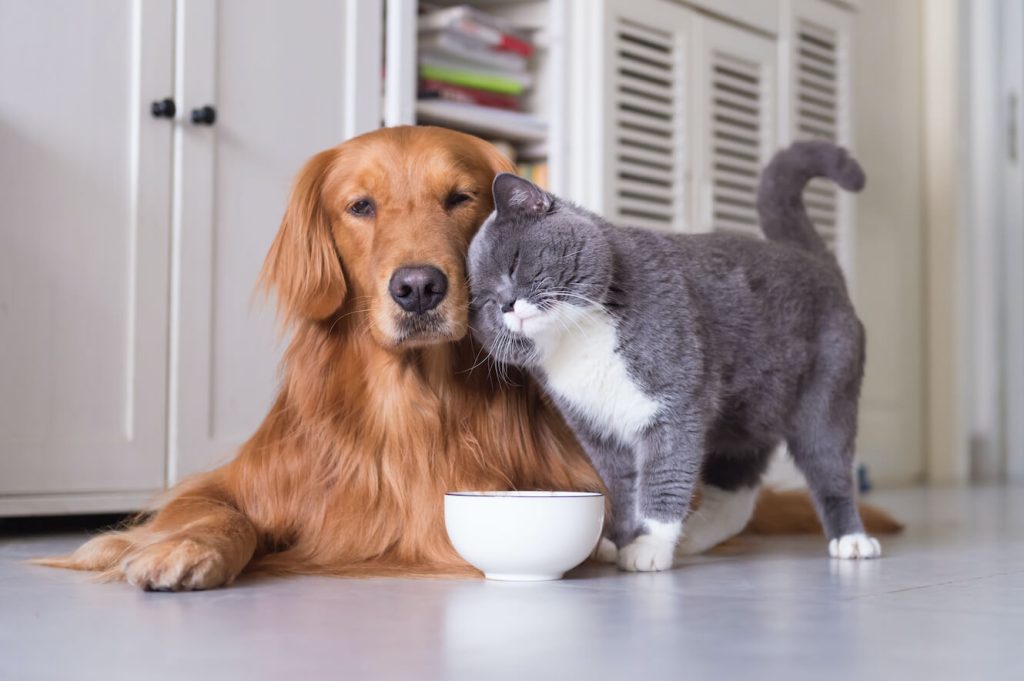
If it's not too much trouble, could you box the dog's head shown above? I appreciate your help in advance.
[261,126,514,349]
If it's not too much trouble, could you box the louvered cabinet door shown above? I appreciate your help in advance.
[689,17,777,237]
[780,0,854,273]
[600,0,691,232]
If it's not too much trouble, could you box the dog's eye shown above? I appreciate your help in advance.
[445,192,472,210]
[349,199,375,217]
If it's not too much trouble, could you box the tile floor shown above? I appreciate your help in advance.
[1,486,1021,681]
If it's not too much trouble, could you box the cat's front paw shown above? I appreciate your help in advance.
[829,533,881,559]
[591,537,618,564]
[617,534,675,572]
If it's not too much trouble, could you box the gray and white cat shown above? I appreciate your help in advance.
[467,141,879,571]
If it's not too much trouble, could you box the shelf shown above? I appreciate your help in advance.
[415,100,547,143]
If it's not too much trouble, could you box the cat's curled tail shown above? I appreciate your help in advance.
[756,140,865,255]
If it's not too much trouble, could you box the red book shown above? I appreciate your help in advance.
[494,32,533,58]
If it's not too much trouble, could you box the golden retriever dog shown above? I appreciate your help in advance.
[41,126,898,590]
[41,126,602,589]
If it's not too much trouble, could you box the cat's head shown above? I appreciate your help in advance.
[467,173,614,367]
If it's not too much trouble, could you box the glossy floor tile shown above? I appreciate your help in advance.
[1,486,1021,680]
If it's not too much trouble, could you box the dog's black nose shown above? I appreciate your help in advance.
[389,266,448,314]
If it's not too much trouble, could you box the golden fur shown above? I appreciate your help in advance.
[38,126,898,590]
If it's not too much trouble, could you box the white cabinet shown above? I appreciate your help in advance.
[562,0,782,236]
[563,0,852,260]
[0,0,382,515]
[169,0,380,482]
[0,1,174,507]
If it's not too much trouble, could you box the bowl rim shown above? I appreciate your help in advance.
[444,490,603,498]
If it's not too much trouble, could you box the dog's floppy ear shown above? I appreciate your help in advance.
[482,140,517,176]
[260,148,346,322]
[461,132,516,179]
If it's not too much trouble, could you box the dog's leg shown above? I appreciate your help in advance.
[39,473,258,591]
[118,486,259,591]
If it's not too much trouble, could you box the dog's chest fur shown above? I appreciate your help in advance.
[533,308,661,444]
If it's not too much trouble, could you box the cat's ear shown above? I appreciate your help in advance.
[492,173,552,215]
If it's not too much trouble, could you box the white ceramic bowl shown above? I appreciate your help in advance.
[444,491,605,581]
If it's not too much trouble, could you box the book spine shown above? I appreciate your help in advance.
[453,18,534,58]
[419,80,521,110]
[496,33,533,58]
[418,65,524,95]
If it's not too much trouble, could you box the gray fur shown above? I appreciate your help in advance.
[468,141,870,549]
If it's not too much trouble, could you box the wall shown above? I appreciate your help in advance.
[850,0,926,484]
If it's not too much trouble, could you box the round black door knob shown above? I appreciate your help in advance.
[191,105,216,126]
[150,98,176,118]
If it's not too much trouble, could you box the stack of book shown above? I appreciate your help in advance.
[416,4,546,142]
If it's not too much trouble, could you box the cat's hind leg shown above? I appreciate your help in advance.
[676,448,772,556]
[789,430,880,559]
[787,318,879,559]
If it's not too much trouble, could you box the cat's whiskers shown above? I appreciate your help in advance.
[539,289,612,315]
[490,331,512,385]
[463,322,520,386]
[533,294,592,340]
[460,332,494,376]
[495,333,522,387]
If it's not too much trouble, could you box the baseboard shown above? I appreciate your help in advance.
[0,490,159,518]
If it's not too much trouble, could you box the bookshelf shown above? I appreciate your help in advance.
[384,0,564,191]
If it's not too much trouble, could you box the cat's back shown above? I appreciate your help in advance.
[608,226,849,307]
[605,226,860,377]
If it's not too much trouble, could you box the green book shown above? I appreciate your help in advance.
[419,65,525,96]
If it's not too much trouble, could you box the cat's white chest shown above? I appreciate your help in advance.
[533,308,661,444]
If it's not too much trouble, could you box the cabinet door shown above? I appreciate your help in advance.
[169,0,382,482]
[779,0,854,273]
[0,2,173,497]
[689,16,777,236]
[599,0,692,232]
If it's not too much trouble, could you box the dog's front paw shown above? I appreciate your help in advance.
[829,533,882,559]
[591,537,619,564]
[122,537,236,591]
[617,534,675,572]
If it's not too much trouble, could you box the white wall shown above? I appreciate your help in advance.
[850,0,926,484]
